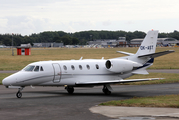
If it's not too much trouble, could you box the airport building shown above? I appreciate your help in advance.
[33,42,63,48]
[17,44,31,55]
[87,37,127,48]
[88,37,179,48]
[130,38,179,47]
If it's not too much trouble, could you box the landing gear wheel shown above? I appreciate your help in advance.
[102,86,111,95]
[16,91,22,98]
[66,87,74,94]
[16,87,24,98]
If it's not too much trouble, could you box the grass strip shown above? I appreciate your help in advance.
[100,94,179,108]
[0,47,178,70]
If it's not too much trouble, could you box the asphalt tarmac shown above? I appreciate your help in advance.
[1,69,179,120]
[1,83,179,120]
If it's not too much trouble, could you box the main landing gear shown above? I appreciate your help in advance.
[102,85,112,95]
[65,86,74,94]
[16,87,24,98]
[64,85,112,95]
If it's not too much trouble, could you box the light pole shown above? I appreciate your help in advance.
[12,33,14,56]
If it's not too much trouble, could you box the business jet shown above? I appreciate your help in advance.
[2,30,174,98]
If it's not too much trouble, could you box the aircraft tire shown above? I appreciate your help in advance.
[16,91,22,98]
[67,87,74,94]
[102,87,111,95]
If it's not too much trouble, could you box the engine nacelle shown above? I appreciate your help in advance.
[105,59,142,73]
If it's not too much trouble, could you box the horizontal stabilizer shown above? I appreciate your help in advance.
[138,50,174,58]
[117,51,134,56]
[76,78,164,85]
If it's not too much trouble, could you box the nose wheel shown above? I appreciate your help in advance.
[16,87,24,98]
[16,91,22,98]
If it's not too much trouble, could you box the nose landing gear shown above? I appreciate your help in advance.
[16,87,24,98]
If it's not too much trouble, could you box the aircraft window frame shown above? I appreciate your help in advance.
[63,65,67,70]
[40,66,44,71]
[96,64,99,69]
[34,66,40,72]
[71,65,75,70]
[24,65,35,71]
[79,65,82,70]
[86,65,90,70]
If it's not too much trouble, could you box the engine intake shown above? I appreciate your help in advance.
[105,59,142,73]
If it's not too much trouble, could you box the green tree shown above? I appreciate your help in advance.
[61,36,72,45]
[53,36,61,43]
[72,37,79,45]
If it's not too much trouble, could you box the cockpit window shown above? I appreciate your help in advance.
[40,66,44,71]
[24,65,35,71]
[34,66,39,72]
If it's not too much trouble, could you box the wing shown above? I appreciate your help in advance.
[75,78,164,85]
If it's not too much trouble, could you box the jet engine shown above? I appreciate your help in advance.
[105,59,142,73]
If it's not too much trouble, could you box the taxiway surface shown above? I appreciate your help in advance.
[1,83,179,120]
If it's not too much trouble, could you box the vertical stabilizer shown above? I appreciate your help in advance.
[136,30,158,56]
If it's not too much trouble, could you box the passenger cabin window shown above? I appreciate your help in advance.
[96,64,99,69]
[24,65,35,71]
[86,65,90,70]
[71,65,75,70]
[34,66,39,72]
[63,65,67,70]
[79,65,82,70]
[40,66,44,71]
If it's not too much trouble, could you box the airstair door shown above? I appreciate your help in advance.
[52,63,61,83]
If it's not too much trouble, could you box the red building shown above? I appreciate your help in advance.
[17,47,31,55]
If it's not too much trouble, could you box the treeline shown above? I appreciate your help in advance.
[0,30,179,46]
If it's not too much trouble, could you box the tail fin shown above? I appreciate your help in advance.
[136,30,158,57]
[118,30,174,65]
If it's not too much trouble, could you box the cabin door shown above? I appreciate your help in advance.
[52,63,61,83]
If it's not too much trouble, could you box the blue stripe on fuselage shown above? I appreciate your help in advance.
[137,58,154,69]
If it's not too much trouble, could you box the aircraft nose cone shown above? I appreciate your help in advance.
[2,78,8,86]
[2,77,12,86]
[2,72,20,86]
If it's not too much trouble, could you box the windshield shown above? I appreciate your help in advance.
[24,65,35,71]
[23,65,44,72]
[34,66,39,72]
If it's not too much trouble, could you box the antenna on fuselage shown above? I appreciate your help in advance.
[79,57,83,60]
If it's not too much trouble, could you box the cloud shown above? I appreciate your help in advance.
[0,16,50,35]
[102,20,112,26]
[0,0,179,35]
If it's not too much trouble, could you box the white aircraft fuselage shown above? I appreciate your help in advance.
[2,30,174,98]
[3,59,140,86]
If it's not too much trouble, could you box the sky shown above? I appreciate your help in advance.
[0,0,179,35]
